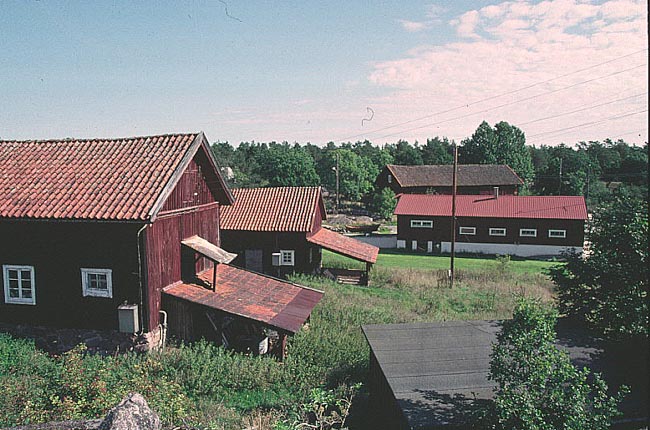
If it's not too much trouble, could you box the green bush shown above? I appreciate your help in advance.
[489,300,627,430]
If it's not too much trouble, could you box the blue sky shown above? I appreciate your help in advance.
[1,0,647,146]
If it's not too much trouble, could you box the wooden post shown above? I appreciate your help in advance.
[365,262,372,286]
[335,151,340,215]
[450,144,458,288]
[279,333,287,362]
[212,261,217,291]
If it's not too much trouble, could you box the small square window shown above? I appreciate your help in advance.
[459,227,476,235]
[548,229,566,238]
[81,268,113,298]
[280,250,295,266]
[489,228,506,236]
[3,265,35,305]
[520,228,537,237]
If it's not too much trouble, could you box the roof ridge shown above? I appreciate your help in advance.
[0,132,201,144]
[233,186,321,191]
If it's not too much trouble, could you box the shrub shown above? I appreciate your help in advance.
[489,300,627,430]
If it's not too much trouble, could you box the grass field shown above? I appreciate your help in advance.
[323,248,559,275]
[0,250,558,429]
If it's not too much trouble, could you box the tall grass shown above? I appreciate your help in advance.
[0,259,554,429]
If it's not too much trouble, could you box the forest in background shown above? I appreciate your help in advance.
[211,121,648,217]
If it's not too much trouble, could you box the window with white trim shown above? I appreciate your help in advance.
[3,265,35,305]
[489,228,506,236]
[548,229,566,238]
[520,228,537,237]
[410,220,433,228]
[280,250,295,266]
[459,226,476,235]
[387,174,392,183]
[81,268,113,298]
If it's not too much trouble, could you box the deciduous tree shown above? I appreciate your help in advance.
[550,190,648,336]
[489,300,626,430]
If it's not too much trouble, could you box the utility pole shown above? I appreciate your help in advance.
[335,151,340,215]
[558,157,563,195]
[450,143,458,288]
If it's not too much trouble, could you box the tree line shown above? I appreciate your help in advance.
[211,120,648,213]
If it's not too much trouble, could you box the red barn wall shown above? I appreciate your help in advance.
[161,148,223,212]
[397,215,585,247]
[0,220,143,330]
[145,204,220,331]
[220,230,320,277]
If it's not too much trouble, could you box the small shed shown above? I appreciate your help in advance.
[220,187,378,285]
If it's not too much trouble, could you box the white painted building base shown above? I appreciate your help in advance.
[440,242,583,257]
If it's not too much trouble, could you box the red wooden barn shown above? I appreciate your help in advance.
[0,133,322,355]
[394,193,587,257]
[220,187,379,285]
[376,164,523,195]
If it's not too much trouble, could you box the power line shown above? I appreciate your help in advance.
[336,48,648,142]
[517,92,647,127]
[372,64,645,141]
[526,109,648,142]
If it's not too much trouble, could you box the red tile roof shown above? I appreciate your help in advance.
[221,187,324,232]
[394,194,587,220]
[0,133,232,221]
[308,228,379,264]
[386,164,523,187]
[163,265,323,333]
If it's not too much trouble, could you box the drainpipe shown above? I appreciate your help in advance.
[158,310,168,350]
[136,224,148,334]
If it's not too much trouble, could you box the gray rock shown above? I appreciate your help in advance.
[98,393,160,430]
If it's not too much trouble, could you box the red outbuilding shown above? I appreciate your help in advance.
[0,133,322,356]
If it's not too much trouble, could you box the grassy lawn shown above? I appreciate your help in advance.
[323,248,559,275]
[0,250,559,429]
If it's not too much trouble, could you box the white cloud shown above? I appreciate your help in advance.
[398,4,448,33]
[366,0,648,146]
[398,19,430,32]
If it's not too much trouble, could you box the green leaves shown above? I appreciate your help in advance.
[489,300,627,430]
[459,121,535,188]
[551,191,648,337]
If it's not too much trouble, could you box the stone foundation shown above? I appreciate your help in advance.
[0,323,163,355]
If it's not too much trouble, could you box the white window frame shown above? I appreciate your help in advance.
[280,250,295,266]
[387,174,392,183]
[410,219,433,229]
[459,226,476,235]
[396,239,406,249]
[548,229,567,239]
[3,265,36,305]
[519,228,537,237]
[489,228,506,237]
[411,240,418,250]
[81,268,113,298]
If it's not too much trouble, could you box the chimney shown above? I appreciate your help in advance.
[493,187,499,199]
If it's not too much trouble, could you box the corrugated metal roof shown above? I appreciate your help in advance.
[221,187,323,232]
[307,228,379,263]
[387,164,523,187]
[163,265,323,333]
[394,194,587,220]
[0,133,201,221]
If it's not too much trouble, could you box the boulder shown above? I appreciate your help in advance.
[98,393,160,430]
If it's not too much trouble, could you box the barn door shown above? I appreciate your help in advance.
[245,249,263,273]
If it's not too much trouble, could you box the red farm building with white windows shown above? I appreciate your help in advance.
[0,133,322,356]
[394,193,587,257]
